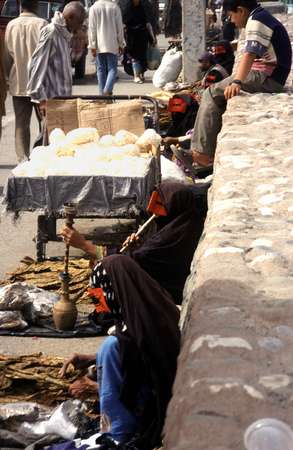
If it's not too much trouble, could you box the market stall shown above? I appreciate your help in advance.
[3,95,162,261]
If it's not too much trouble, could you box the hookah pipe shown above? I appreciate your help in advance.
[53,202,78,331]
[61,202,77,287]
[120,190,167,254]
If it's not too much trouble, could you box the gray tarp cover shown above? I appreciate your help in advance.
[3,158,157,217]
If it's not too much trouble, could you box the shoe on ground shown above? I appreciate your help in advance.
[134,76,143,84]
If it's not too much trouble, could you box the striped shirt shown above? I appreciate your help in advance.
[27,11,72,102]
[244,6,292,85]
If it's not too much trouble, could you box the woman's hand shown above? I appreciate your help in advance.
[60,226,87,250]
[38,100,47,116]
[60,227,98,259]
[122,233,141,250]
[163,136,179,147]
[68,376,98,399]
[59,352,96,378]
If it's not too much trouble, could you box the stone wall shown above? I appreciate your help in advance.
[163,15,293,450]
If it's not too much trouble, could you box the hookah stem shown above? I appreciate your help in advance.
[64,243,70,275]
[63,203,76,277]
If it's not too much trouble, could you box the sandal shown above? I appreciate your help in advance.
[171,145,213,181]
[134,76,143,84]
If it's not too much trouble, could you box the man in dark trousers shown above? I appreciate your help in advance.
[3,0,47,161]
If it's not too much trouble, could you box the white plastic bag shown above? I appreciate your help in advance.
[0,311,27,329]
[152,48,183,88]
[161,156,188,183]
[0,283,58,324]
[20,400,87,441]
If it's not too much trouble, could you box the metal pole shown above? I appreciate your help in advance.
[182,0,206,82]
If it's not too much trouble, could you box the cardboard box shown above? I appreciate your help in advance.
[46,99,79,135]
[78,99,145,136]
[47,99,145,137]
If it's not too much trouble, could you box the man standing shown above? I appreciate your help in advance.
[0,36,7,142]
[88,0,124,95]
[3,0,47,161]
[27,2,85,108]
[189,0,292,167]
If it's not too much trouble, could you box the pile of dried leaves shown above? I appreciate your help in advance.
[1,258,92,304]
[0,353,97,413]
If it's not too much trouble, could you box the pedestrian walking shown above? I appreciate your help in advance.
[27,1,85,110]
[0,36,7,142]
[121,0,156,83]
[88,0,125,95]
[3,0,47,161]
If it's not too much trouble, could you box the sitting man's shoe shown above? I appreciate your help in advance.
[191,149,214,167]
[170,145,214,181]
[134,76,143,84]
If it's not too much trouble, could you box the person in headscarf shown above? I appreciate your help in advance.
[61,183,207,305]
[120,0,156,83]
[59,183,207,449]
[163,0,182,38]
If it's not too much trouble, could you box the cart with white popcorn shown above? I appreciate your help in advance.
[3,96,162,261]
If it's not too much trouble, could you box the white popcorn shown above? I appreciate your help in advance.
[121,144,140,157]
[66,127,100,145]
[114,130,138,146]
[99,134,115,147]
[136,129,161,150]
[49,128,66,144]
[11,128,156,178]
[51,141,77,157]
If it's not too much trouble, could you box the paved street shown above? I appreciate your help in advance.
[0,53,162,356]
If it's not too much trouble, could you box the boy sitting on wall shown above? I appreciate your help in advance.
[187,0,292,168]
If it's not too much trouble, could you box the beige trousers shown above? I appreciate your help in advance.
[191,71,284,158]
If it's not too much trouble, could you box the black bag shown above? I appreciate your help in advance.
[122,50,134,76]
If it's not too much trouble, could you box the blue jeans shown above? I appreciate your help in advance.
[96,53,118,95]
[96,336,138,443]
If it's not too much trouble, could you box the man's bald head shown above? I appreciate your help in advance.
[63,1,86,32]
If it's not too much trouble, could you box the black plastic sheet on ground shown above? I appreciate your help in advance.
[0,318,104,338]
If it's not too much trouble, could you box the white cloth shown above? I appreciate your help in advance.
[3,12,47,96]
[88,0,124,54]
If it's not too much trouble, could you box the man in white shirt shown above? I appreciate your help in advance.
[4,0,47,161]
[88,0,125,95]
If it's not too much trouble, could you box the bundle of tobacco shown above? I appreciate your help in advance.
[0,353,97,415]
[1,258,91,304]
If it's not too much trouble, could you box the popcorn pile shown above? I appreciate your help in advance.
[12,128,162,178]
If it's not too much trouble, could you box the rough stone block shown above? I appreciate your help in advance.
[164,15,293,447]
